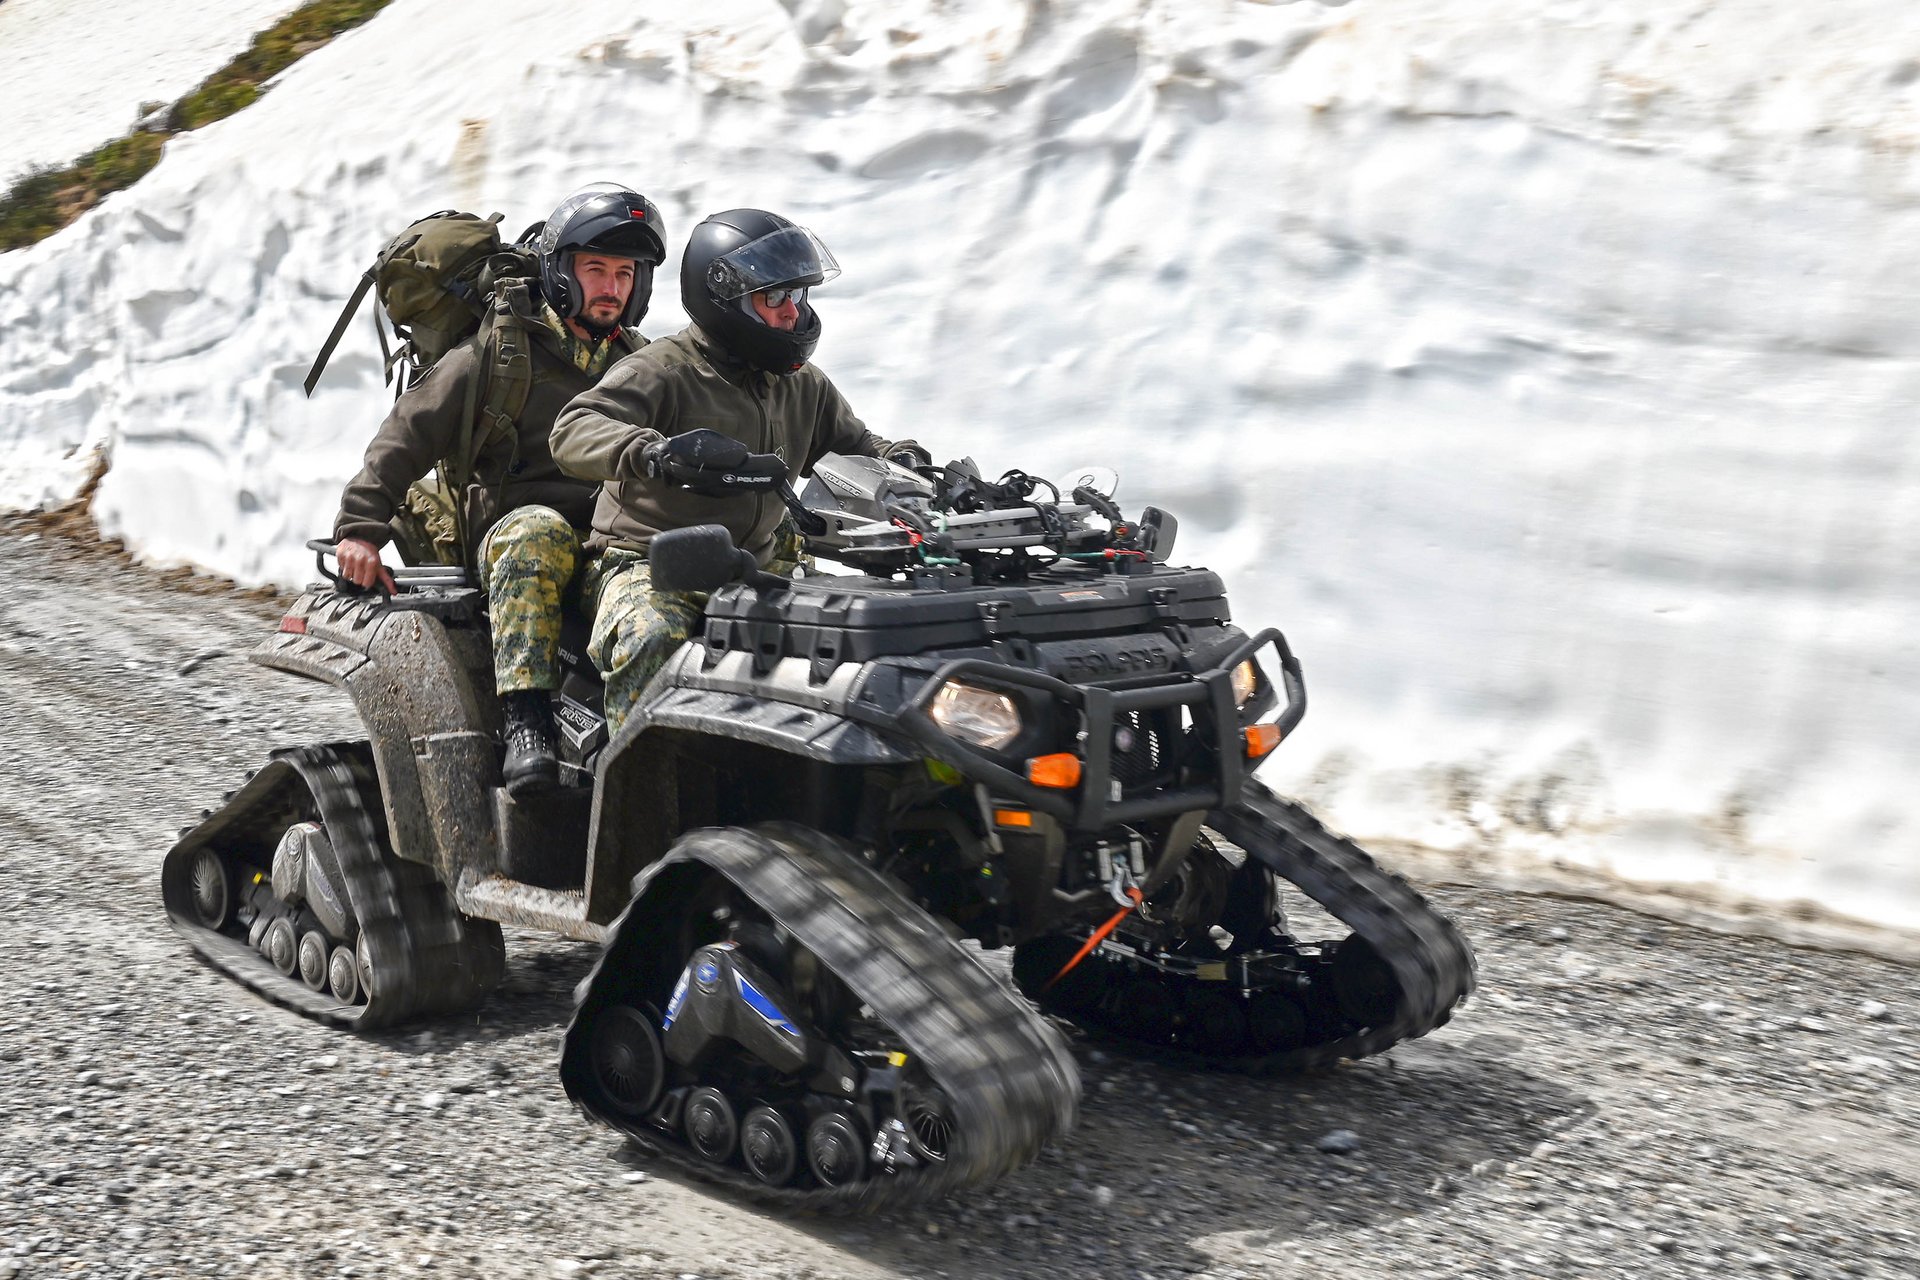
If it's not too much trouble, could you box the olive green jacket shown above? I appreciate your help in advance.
[550,325,899,563]
[331,281,644,550]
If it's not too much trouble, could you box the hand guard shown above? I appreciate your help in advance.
[643,428,789,498]
[884,442,934,472]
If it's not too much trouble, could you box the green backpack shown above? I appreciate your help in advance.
[304,210,541,566]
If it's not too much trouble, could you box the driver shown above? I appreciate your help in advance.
[551,207,929,734]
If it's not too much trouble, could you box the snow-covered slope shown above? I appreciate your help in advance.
[2,0,1916,942]
[0,0,304,187]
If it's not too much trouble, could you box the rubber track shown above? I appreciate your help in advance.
[1048,780,1476,1073]
[562,821,1081,1212]
[162,742,504,1030]
[1160,780,1477,1070]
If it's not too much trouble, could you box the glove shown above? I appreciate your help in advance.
[642,428,749,481]
[884,441,933,472]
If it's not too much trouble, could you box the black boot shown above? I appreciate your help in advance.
[500,690,558,797]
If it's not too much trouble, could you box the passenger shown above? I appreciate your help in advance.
[330,183,666,795]
[549,207,931,734]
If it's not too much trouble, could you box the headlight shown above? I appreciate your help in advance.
[929,681,1022,749]
[1231,660,1259,708]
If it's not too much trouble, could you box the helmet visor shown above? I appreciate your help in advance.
[706,226,841,300]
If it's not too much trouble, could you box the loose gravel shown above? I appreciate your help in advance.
[1,522,1915,1280]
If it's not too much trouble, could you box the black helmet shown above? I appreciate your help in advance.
[680,208,841,375]
[534,183,667,332]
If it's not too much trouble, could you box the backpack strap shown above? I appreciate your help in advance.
[441,294,535,556]
[302,269,377,397]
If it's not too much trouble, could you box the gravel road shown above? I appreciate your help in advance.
[1,519,1915,1280]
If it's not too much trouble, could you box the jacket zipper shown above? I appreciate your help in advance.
[753,377,773,540]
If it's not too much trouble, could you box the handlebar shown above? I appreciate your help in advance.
[304,538,383,598]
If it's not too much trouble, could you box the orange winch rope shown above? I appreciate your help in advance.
[1042,886,1143,992]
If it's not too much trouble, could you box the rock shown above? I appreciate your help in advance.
[621,1171,647,1184]
[304,1055,339,1071]
[421,1092,445,1110]
[1796,1017,1828,1033]
[1315,1129,1361,1155]
[176,649,229,677]
[1861,1000,1891,1022]
[1093,1185,1114,1207]
[51,1106,76,1120]
[1549,926,1571,941]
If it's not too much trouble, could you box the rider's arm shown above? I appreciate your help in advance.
[551,358,675,483]
[331,347,476,548]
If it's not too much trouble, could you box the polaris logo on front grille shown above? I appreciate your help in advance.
[1058,646,1174,680]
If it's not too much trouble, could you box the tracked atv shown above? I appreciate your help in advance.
[163,452,1473,1208]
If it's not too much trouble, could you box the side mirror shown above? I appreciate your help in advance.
[1138,507,1178,562]
[648,525,754,594]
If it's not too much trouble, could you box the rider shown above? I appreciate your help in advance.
[330,182,666,795]
[550,207,931,735]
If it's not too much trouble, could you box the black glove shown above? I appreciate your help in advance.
[642,429,749,481]
[884,441,933,472]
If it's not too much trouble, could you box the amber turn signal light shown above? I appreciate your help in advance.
[992,808,1034,828]
[1244,723,1283,757]
[1025,753,1083,789]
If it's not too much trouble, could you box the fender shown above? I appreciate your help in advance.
[252,592,497,884]
[583,644,916,919]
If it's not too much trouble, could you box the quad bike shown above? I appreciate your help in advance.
[162,448,1474,1209]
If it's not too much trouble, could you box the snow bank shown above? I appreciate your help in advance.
[1,0,1916,942]
[0,0,304,187]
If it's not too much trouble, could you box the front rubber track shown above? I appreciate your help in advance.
[1204,779,1477,1071]
[562,822,1081,1212]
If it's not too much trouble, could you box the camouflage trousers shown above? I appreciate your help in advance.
[478,505,582,695]
[580,522,807,737]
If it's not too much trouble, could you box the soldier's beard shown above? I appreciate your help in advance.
[577,306,622,342]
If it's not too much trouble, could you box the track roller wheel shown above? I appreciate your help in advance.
[684,1088,739,1164]
[327,946,361,1003]
[1183,987,1249,1056]
[297,931,331,991]
[186,849,230,929]
[1328,937,1401,1027]
[354,933,377,1002]
[586,1005,666,1118]
[1248,989,1308,1053]
[805,1111,868,1188]
[901,1079,955,1165]
[740,1106,799,1186]
[263,918,298,977]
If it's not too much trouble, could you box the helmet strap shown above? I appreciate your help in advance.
[575,316,621,343]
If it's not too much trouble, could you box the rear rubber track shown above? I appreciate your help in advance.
[562,821,1081,1211]
[161,742,504,1030]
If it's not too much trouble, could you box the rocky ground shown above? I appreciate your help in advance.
[0,519,1915,1280]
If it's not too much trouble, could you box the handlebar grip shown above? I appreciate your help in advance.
[305,538,388,600]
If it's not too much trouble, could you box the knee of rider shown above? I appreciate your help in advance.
[488,512,576,581]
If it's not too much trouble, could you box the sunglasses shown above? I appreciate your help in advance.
[758,286,808,307]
